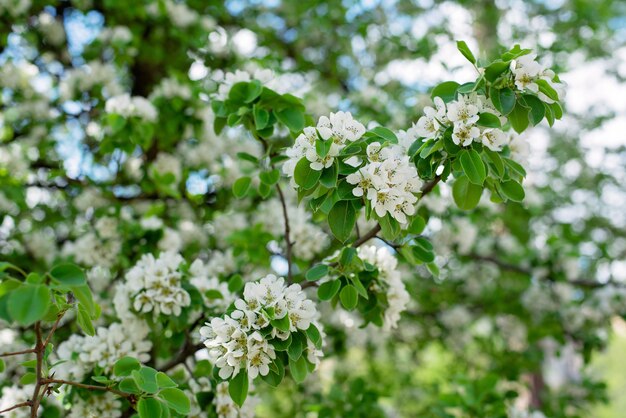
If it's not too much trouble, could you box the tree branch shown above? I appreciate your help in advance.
[276,183,294,283]
[30,322,44,418]
[0,401,32,415]
[43,379,132,398]
[0,348,35,357]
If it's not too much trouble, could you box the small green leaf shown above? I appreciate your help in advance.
[339,285,358,310]
[118,377,141,394]
[276,108,305,132]
[0,359,5,373]
[287,332,304,360]
[157,372,178,388]
[523,94,546,125]
[407,215,426,235]
[294,158,321,190]
[306,324,323,349]
[261,357,285,387]
[500,180,525,202]
[328,201,356,243]
[460,149,486,185]
[508,102,530,134]
[271,315,291,332]
[159,387,190,415]
[452,176,483,210]
[484,61,511,82]
[491,87,516,115]
[8,284,50,326]
[232,177,252,199]
[49,264,86,286]
[229,371,249,407]
[412,238,435,263]
[431,81,460,103]
[288,355,308,383]
[369,126,397,143]
[316,138,332,158]
[137,397,162,418]
[77,304,95,336]
[319,163,338,189]
[253,106,269,129]
[229,81,262,103]
[456,40,476,64]
[260,169,280,186]
[132,366,159,394]
[228,275,244,293]
[477,113,501,128]
[114,357,141,377]
[317,280,341,301]
[305,264,329,282]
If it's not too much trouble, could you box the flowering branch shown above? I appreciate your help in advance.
[0,401,32,415]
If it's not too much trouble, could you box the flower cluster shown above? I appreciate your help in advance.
[67,393,122,418]
[189,258,237,311]
[415,93,508,151]
[283,111,366,177]
[213,382,259,418]
[54,320,151,381]
[0,384,34,418]
[358,245,410,330]
[105,93,158,122]
[200,274,321,380]
[121,251,191,317]
[346,141,422,224]
[510,54,562,103]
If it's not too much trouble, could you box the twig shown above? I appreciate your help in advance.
[0,401,32,414]
[276,183,294,283]
[43,379,131,398]
[43,313,65,348]
[0,348,35,357]
[30,322,43,418]
[352,224,381,248]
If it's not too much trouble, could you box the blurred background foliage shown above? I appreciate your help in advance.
[2,0,626,417]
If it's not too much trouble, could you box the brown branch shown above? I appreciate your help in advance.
[352,224,381,248]
[0,401,32,414]
[43,379,132,398]
[276,183,294,283]
[30,322,44,418]
[160,341,205,373]
[0,348,35,357]
[43,313,65,348]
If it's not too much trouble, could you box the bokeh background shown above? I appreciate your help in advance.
[2,0,626,417]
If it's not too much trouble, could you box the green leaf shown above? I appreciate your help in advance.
[500,180,525,202]
[484,61,510,82]
[49,264,86,286]
[70,284,96,318]
[114,357,141,377]
[288,355,308,384]
[119,377,141,394]
[261,357,285,387]
[232,177,252,199]
[229,80,262,103]
[491,87,515,115]
[306,324,323,349]
[260,169,280,186]
[369,126,397,143]
[535,79,559,102]
[412,238,435,263]
[159,387,190,415]
[132,366,159,394]
[508,102,530,134]
[319,163,338,189]
[484,148,505,178]
[456,40,476,64]
[271,334,292,351]
[77,304,95,336]
[339,247,357,266]
[459,149,486,185]
[287,332,304,360]
[253,106,270,129]
[8,284,50,326]
[378,214,400,240]
[407,215,426,235]
[20,372,36,385]
[228,275,244,293]
[0,359,4,373]
[523,94,546,125]
[477,113,501,128]
[317,280,341,301]
[503,157,527,178]
[294,158,321,190]
[316,138,332,158]
[229,371,249,407]
[328,201,356,243]
[452,176,483,210]
[271,315,291,332]
[339,285,358,310]
[306,264,329,282]
[276,108,305,132]
[431,81,460,103]
[138,397,162,418]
